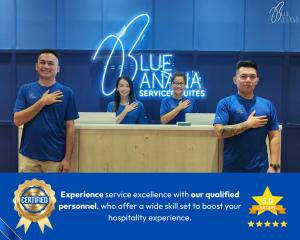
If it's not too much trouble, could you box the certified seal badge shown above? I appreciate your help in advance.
[13,179,56,233]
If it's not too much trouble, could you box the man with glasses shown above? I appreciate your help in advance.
[213,60,280,173]
[160,72,198,124]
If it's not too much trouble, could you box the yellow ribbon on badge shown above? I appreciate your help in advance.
[16,216,53,233]
[13,179,56,234]
[249,205,286,215]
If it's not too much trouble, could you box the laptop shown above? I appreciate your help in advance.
[185,113,215,125]
[75,112,116,124]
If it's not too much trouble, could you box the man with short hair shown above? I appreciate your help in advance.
[214,60,281,173]
[13,49,79,173]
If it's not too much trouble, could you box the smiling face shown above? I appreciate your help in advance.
[117,78,131,98]
[233,67,259,98]
[172,76,186,97]
[35,53,60,81]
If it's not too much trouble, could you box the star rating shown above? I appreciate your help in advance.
[273,220,279,227]
[248,220,287,228]
[281,221,287,227]
[252,186,283,215]
[264,221,271,227]
[256,221,262,227]
[248,221,254,227]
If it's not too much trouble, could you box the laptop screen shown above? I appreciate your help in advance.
[185,113,215,125]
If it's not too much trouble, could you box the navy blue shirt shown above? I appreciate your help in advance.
[214,94,279,172]
[160,96,198,124]
[13,82,79,162]
[107,100,148,124]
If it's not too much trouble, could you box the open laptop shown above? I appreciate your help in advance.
[75,112,116,124]
[185,113,215,125]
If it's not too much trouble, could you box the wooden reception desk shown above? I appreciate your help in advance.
[73,124,222,172]
[19,124,281,173]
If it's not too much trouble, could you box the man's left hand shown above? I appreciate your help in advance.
[267,166,280,173]
[59,159,71,172]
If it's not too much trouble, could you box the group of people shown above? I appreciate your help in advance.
[13,49,281,173]
[106,72,197,125]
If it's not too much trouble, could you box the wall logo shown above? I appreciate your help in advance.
[247,186,287,229]
[13,179,56,234]
[92,13,207,98]
[269,1,298,24]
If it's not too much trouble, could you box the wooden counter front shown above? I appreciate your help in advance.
[75,124,222,172]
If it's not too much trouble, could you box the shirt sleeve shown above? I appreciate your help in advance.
[268,102,279,131]
[137,102,148,124]
[107,102,114,112]
[213,99,229,125]
[65,89,79,121]
[13,85,27,113]
[160,98,169,116]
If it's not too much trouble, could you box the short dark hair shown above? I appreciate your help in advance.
[37,49,59,61]
[236,60,258,71]
[171,72,187,84]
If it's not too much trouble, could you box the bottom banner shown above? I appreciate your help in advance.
[0,174,298,240]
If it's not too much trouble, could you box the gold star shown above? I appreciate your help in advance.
[252,186,283,215]
[264,221,271,227]
[281,221,287,227]
[256,221,262,227]
[273,221,279,227]
[248,221,254,227]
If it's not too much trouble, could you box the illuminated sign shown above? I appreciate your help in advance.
[92,14,207,98]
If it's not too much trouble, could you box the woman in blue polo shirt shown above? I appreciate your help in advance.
[107,76,148,124]
[160,72,198,124]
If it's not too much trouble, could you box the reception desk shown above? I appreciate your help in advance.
[73,124,222,172]
[18,124,281,173]
[19,124,222,172]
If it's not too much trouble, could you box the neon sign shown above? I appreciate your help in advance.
[92,13,207,98]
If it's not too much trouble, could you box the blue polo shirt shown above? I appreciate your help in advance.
[13,82,79,162]
[107,100,148,124]
[160,96,198,124]
[214,94,279,172]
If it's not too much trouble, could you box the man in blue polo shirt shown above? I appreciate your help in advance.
[13,49,79,173]
[214,60,280,173]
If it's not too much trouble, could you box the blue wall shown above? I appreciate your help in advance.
[0,0,299,51]
[1,0,300,172]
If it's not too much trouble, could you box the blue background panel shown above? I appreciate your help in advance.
[0,0,297,51]
[0,54,13,120]
[153,0,194,50]
[282,127,300,172]
[60,53,105,112]
[195,0,243,51]
[244,0,285,51]
[287,56,300,124]
[0,125,17,172]
[195,54,239,112]
[102,0,152,51]
[16,53,38,88]
[16,0,57,49]
[59,0,102,49]
[289,0,300,51]
[0,0,14,49]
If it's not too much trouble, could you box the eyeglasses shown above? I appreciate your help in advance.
[172,82,185,86]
